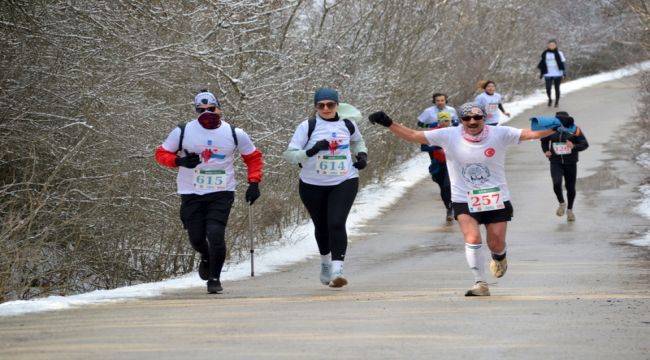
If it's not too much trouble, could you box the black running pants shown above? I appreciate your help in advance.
[545,76,562,101]
[180,192,234,280]
[550,162,577,210]
[299,178,358,261]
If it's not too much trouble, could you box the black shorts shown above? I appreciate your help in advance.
[452,201,513,225]
[180,191,235,228]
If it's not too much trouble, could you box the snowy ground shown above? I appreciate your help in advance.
[1,61,649,317]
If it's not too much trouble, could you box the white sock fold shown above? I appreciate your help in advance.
[320,254,331,265]
[331,260,344,275]
[465,243,486,283]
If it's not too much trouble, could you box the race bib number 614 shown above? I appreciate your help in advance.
[315,155,349,176]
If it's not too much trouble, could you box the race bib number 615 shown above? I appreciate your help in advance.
[193,168,227,191]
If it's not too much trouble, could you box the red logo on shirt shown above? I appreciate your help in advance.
[484,148,496,157]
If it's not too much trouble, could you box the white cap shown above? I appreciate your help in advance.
[194,91,221,108]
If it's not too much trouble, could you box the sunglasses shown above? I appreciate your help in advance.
[316,102,337,110]
[196,106,218,113]
[461,115,484,121]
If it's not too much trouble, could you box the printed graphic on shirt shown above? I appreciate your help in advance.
[462,163,491,187]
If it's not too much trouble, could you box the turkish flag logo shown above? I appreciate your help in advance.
[484,148,496,157]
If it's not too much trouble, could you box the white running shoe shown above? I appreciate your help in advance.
[464,281,490,296]
[567,209,575,222]
[329,269,348,288]
[556,202,566,217]
[320,262,331,285]
[489,258,508,278]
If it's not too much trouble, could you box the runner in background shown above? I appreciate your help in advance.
[537,39,567,108]
[417,93,458,222]
[475,81,510,126]
[540,111,588,221]
[284,88,367,288]
[155,90,263,294]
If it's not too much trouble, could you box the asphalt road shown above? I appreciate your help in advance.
[1,77,648,359]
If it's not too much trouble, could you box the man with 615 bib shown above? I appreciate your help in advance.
[155,90,263,294]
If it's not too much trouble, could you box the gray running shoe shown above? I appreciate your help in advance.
[489,258,508,278]
[567,209,576,222]
[329,269,348,288]
[556,202,566,217]
[465,281,490,296]
[320,262,331,285]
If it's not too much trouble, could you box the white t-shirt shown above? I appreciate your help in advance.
[544,51,566,77]
[474,92,503,125]
[288,115,363,186]
[161,120,257,194]
[417,105,459,126]
[423,126,523,203]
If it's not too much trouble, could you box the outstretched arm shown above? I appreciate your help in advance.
[388,122,429,145]
[369,111,428,144]
[520,129,556,141]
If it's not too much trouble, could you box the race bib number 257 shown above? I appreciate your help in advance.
[467,187,504,213]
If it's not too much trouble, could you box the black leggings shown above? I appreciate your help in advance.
[299,178,358,261]
[545,76,562,101]
[181,192,234,280]
[550,162,577,209]
[429,161,451,209]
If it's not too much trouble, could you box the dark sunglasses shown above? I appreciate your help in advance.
[196,106,218,113]
[461,114,484,121]
[316,102,337,110]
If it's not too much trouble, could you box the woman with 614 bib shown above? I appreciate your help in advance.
[284,88,368,288]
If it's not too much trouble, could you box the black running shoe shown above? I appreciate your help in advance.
[198,257,209,280]
[207,279,222,294]
[547,99,552,107]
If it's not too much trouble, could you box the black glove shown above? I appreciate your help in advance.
[368,111,393,127]
[353,152,367,170]
[175,151,201,168]
[245,182,260,205]
[305,139,330,157]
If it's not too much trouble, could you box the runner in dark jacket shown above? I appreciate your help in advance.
[540,111,588,222]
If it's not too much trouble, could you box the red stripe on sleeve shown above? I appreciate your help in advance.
[241,149,263,183]
[155,145,178,168]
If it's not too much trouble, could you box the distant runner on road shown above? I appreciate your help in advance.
[475,80,510,126]
[537,39,567,108]
[539,111,588,221]
[368,102,561,296]
[417,93,458,222]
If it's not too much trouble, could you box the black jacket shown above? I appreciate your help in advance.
[540,127,588,164]
[537,49,566,79]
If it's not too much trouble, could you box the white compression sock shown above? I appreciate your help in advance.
[331,260,344,275]
[320,254,331,264]
[465,243,486,283]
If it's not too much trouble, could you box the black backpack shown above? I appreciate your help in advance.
[176,122,238,153]
[304,117,355,145]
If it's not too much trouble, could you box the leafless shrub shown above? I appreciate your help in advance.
[0,0,644,301]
